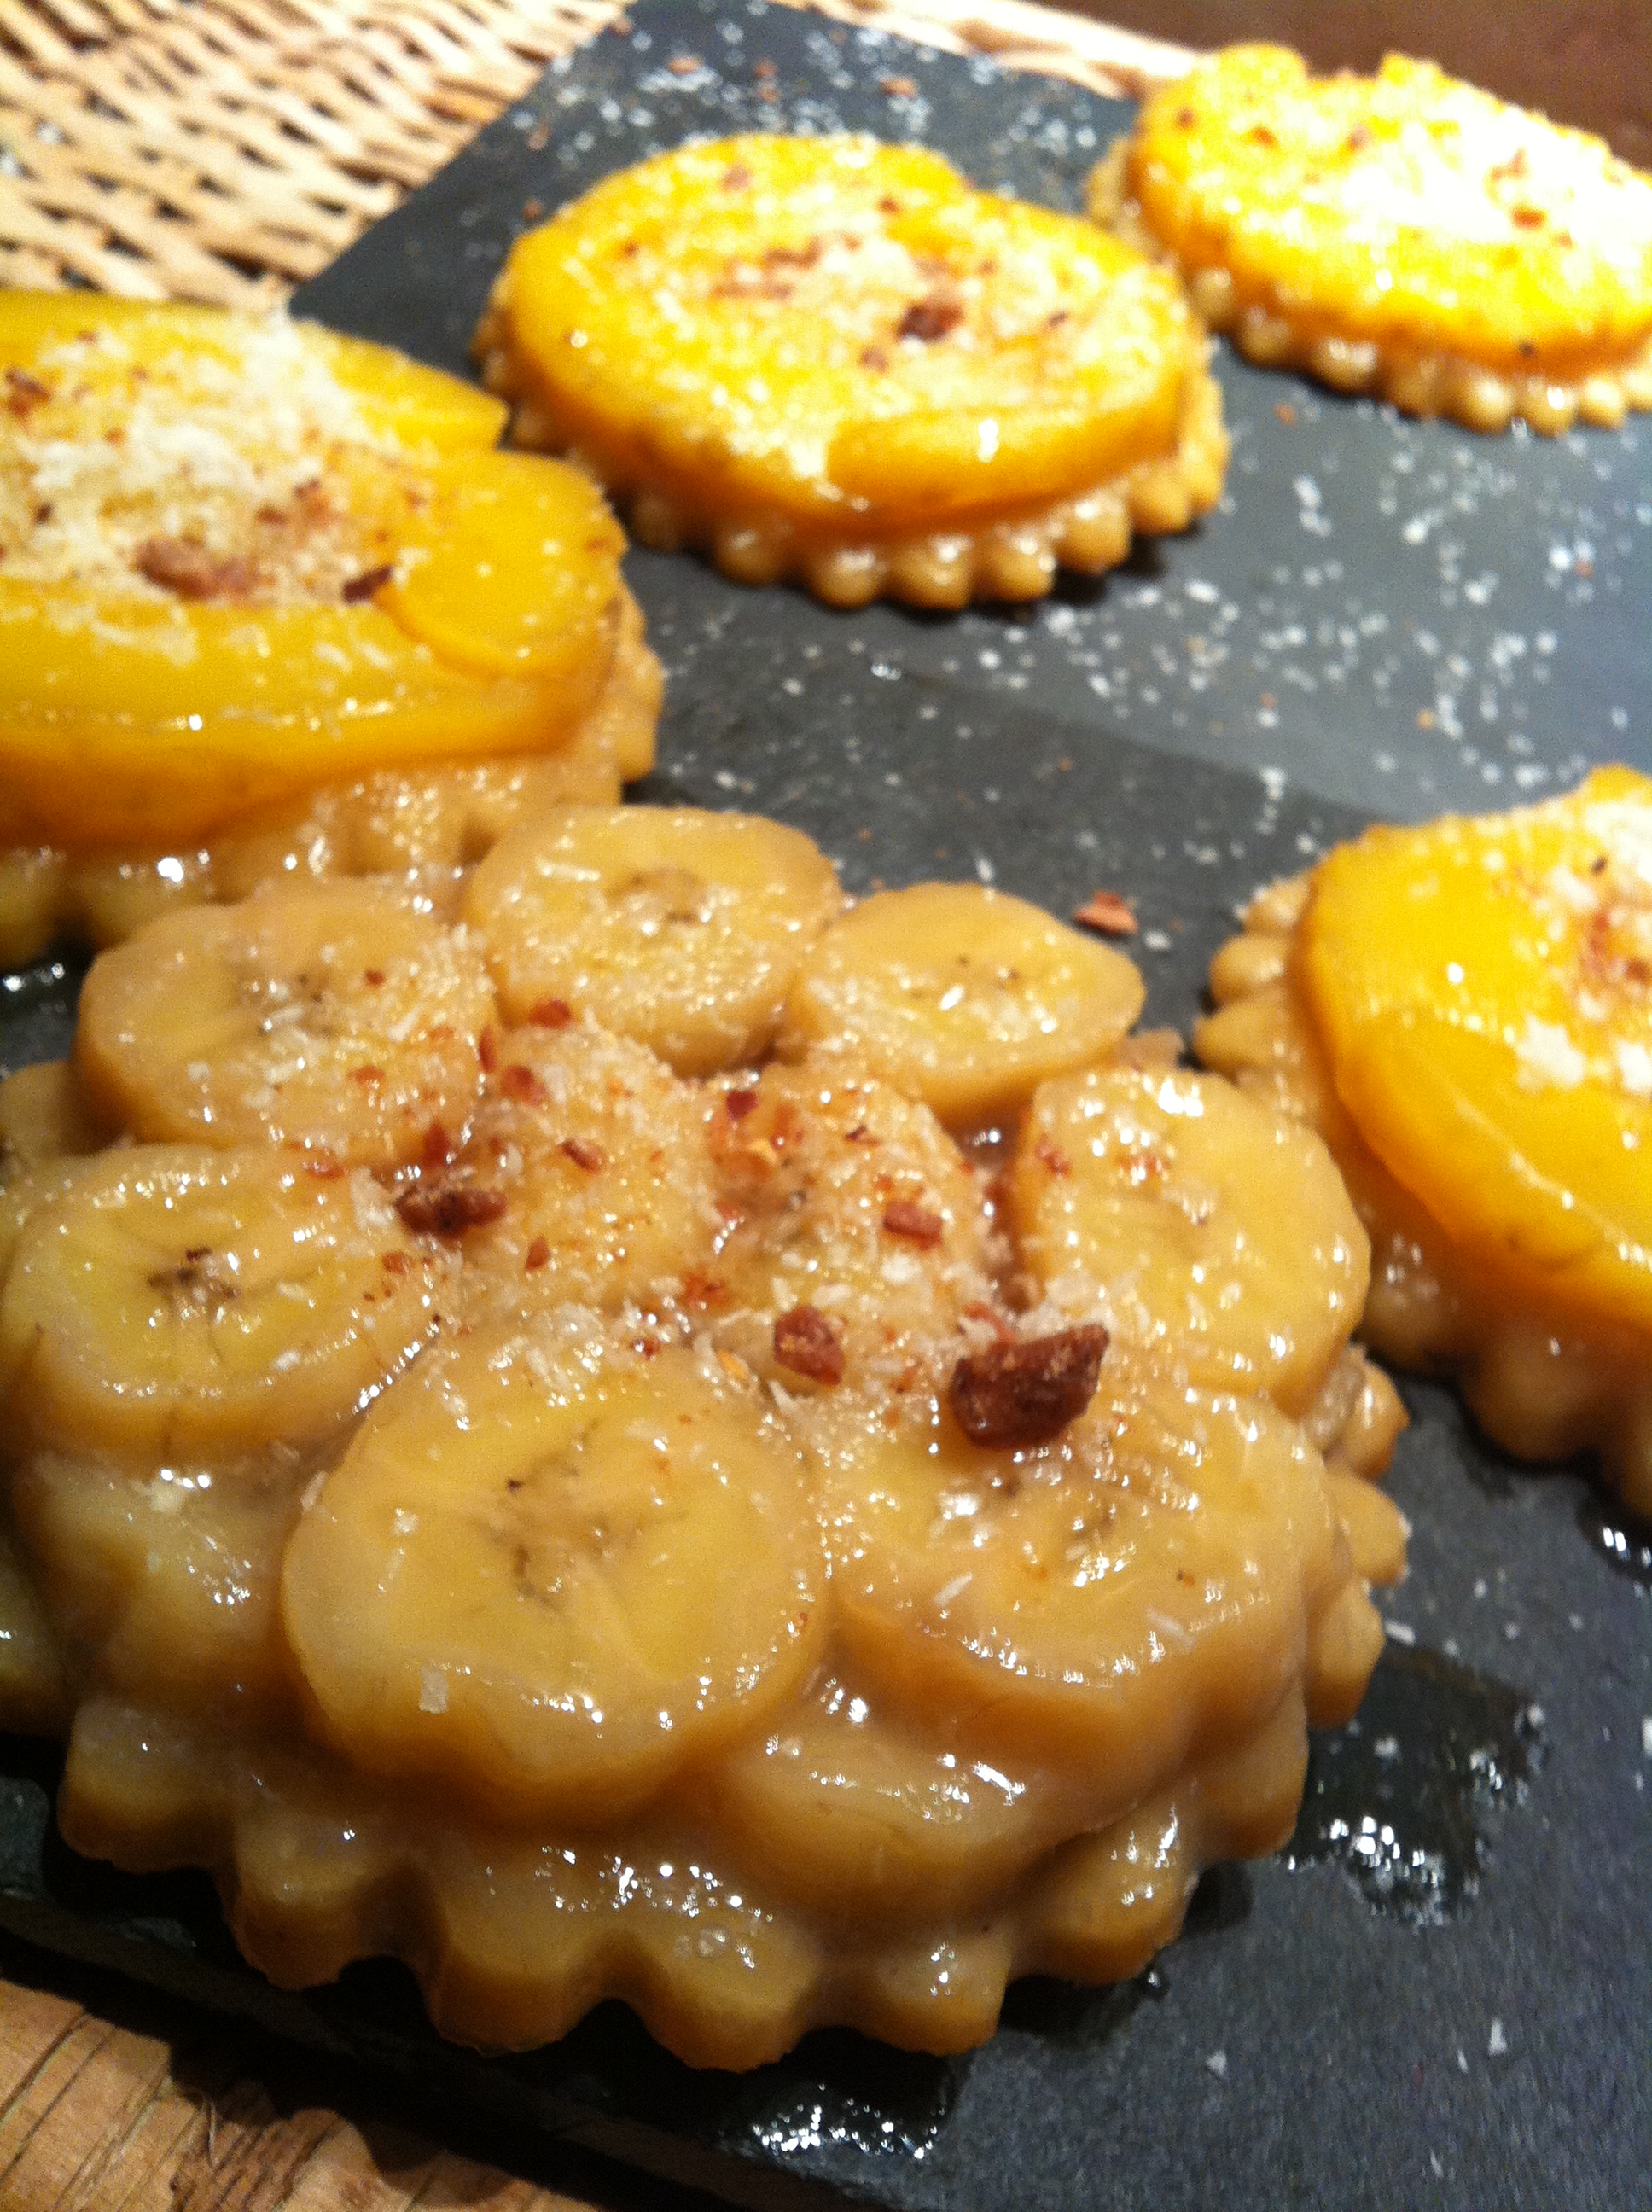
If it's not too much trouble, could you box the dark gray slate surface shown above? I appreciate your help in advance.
[1,4,1648,2205]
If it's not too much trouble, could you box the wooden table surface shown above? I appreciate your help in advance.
[0,1937,730,2212]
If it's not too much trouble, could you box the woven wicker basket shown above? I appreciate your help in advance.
[0,0,1194,306]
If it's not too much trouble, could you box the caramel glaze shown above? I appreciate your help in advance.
[0,859,1405,2069]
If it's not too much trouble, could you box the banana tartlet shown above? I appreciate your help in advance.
[0,812,1405,2068]
[474,134,1229,610]
[0,293,661,969]
[1198,766,1652,1519]
[1091,45,1652,435]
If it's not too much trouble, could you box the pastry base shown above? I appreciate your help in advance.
[52,1685,1307,2069]
[1090,144,1652,437]
[477,305,1229,612]
[1195,877,1652,1517]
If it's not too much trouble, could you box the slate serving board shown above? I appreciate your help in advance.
[2,6,1649,2207]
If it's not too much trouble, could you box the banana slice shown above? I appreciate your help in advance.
[779,882,1144,1124]
[0,1060,110,1167]
[1,1160,94,1296]
[707,1057,999,1393]
[13,1447,305,1722]
[282,1317,827,1821]
[463,807,844,1076]
[0,1060,110,1283]
[1011,1064,1369,1414]
[824,1362,1348,1798]
[700,1668,1097,1920]
[1,1144,450,1452]
[75,880,496,1167]
[459,1023,724,1318]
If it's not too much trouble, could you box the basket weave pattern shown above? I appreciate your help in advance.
[0,0,1192,306]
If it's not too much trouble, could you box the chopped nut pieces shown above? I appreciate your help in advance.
[560,1137,604,1172]
[948,1325,1110,1448]
[396,1179,508,1236]
[773,1304,846,1386]
[340,564,393,603]
[6,367,50,418]
[134,538,257,601]
[1073,891,1139,936]
[897,293,964,343]
[882,1199,945,1246]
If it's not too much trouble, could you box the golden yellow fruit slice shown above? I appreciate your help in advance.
[376,451,624,679]
[1012,1063,1369,1412]
[780,882,1144,1124]
[0,293,629,847]
[1,1144,449,1453]
[491,135,1195,532]
[0,581,662,972]
[1106,46,1652,429]
[824,1365,1347,1797]
[282,1319,827,1821]
[480,134,1226,605]
[463,807,844,1075]
[1299,765,1652,1332]
[75,880,495,1167]
[0,292,508,457]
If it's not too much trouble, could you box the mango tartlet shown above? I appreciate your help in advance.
[1197,766,1652,1519]
[474,134,1229,610]
[0,292,660,969]
[0,812,1405,2067]
[1091,45,1652,434]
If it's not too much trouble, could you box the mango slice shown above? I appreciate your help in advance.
[0,293,627,847]
[486,134,1203,534]
[1128,47,1652,374]
[1300,765,1652,1331]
